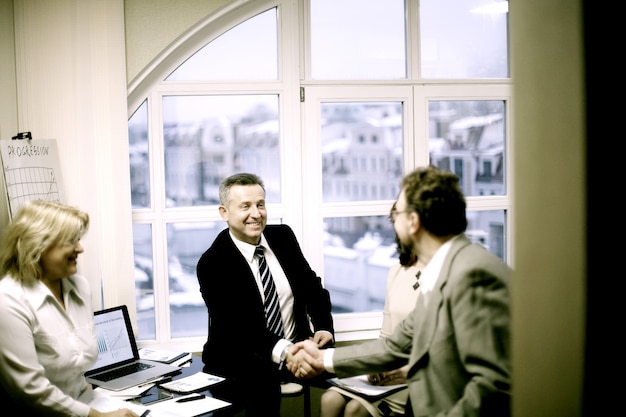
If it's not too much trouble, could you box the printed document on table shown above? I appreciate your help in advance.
[328,375,408,401]
[83,389,180,417]
[149,393,231,416]
[139,348,193,366]
[159,371,225,393]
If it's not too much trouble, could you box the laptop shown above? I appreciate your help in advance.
[85,305,180,391]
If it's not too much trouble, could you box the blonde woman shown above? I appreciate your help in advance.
[0,200,140,417]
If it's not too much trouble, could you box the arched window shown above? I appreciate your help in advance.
[128,0,510,348]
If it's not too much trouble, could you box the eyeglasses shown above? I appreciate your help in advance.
[390,209,413,223]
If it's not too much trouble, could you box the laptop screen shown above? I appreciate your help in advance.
[87,305,138,373]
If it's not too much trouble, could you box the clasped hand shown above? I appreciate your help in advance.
[285,339,326,379]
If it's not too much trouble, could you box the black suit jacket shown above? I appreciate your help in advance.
[196,224,334,380]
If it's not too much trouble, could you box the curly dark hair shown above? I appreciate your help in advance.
[401,165,467,237]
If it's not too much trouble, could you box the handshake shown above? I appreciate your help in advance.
[285,339,329,379]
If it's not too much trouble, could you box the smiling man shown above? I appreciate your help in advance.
[196,172,335,417]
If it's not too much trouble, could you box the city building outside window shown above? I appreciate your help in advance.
[128,0,510,346]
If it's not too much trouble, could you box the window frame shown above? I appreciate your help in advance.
[301,84,512,341]
[125,0,512,350]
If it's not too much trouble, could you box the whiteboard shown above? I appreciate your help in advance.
[0,139,66,219]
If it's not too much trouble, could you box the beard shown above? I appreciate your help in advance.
[395,235,417,266]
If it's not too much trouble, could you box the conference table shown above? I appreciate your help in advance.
[139,353,328,416]
[141,354,244,417]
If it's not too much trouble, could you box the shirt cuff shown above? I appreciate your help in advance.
[323,348,335,373]
[272,339,293,364]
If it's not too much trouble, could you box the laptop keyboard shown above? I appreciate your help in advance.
[96,362,154,381]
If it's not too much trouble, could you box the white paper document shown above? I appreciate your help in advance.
[148,393,231,416]
[139,348,193,367]
[87,389,230,417]
[85,389,148,414]
[328,375,407,400]
[159,372,225,393]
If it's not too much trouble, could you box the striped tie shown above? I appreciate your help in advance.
[255,246,284,337]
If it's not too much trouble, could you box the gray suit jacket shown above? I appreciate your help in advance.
[333,235,511,417]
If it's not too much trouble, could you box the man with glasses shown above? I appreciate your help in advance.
[287,165,512,417]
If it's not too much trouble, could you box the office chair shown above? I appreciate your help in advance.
[281,381,311,417]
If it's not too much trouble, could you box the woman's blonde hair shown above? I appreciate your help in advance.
[0,200,89,285]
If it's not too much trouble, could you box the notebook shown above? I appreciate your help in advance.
[85,305,180,391]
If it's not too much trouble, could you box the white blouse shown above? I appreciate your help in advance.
[381,262,422,338]
[0,274,98,416]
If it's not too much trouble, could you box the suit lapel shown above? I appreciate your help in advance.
[263,226,293,284]
[221,230,262,299]
[409,236,471,363]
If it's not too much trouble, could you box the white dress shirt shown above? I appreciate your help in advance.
[0,274,98,416]
[324,235,460,371]
[415,236,455,306]
[229,231,296,361]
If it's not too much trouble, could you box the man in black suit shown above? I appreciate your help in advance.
[196,173,335,417]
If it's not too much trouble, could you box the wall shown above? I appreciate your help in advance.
[510,1,586,414]
[124,0,230,84]
[0,0,16,230]
[0,0,136,317]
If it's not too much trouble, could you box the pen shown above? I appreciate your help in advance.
[154,376,173,385]
[140,410,151,417]
[175,394,205,403]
